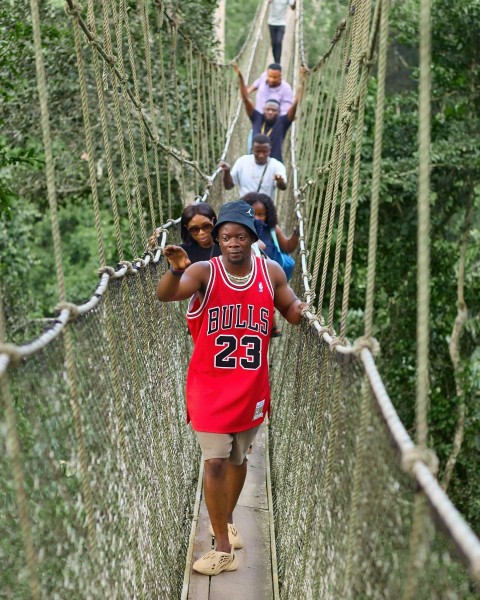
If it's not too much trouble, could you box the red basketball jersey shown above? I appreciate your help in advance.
[186,256,274,433]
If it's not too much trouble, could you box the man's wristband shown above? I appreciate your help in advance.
[169,265,185,276]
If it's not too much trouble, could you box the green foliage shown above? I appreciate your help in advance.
[302,0,348,66]
[224,0,258,60]
[346,0,480,529]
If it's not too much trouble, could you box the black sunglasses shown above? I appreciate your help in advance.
[187,222,214,235]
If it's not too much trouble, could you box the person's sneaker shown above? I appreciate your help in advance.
[208,522,244,549]
[193,548,238,575]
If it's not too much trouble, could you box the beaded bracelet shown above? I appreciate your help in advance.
[169,265,186,276]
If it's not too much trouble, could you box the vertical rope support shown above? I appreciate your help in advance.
[122,0,156,238]
[316,25,351,313]
[186,41,198,193]
[31,0,99,566]
[119,0,149,248]
[344,0,390,592]
[0,304,40,598]
[95,1,125,262]
[363,0,389,339]
[154,0,173,214]
[140,0,164,227]
[339,0,378,339]
[169,22,186,199]
[403,1,432,597]
[327,1,365,328]
[415,0,432,454]
[70,1,106,266]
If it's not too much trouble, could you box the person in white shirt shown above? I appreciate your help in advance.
[268,0,296,63]
[219,134,287,200]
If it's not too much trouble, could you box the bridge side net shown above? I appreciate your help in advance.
[269,0,480,597]
[0,0,270,597]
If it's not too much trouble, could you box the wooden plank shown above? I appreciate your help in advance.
[187,501,213,599]
[186,424,274,599]
[209,504,272,600]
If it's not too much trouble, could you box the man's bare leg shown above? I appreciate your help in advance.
[203,457,231,553]
[204,457,248,552]
[226,459,247,523]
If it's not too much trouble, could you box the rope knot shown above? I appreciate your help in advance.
[118,260,137,275]
[362,53,377,67]
[316,163,331,176]
[65,0,81,18]
[98,266,116,277]
[330,336,347,351]
[133,257,146,269]
[147,230,162,250]
[352,335,380,357]
[0,343,22,367]
[87,36,102,52]
[55,301,81,320]
[401,446,439,477]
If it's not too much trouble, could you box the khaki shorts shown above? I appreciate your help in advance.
[194,425,261,466]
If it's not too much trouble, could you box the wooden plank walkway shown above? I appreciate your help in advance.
[182,424,278,600]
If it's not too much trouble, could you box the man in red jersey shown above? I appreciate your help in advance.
[156,200,306,575]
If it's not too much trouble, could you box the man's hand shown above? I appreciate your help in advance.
[163,245,191,271]
[232,62,241,77]
[219,161,231,172]
[274,174,286,188]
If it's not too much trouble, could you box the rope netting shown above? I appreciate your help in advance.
[0,0,479,598]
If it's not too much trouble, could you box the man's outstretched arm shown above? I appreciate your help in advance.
[286,66,307,122]
[233,63,254,117]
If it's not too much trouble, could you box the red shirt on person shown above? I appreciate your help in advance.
[186,255,274,433]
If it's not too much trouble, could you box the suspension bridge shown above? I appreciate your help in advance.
[1,0,479,598]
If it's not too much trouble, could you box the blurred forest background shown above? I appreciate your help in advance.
[1,0,479,532]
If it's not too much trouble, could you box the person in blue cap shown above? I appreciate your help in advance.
[156,200,306,576]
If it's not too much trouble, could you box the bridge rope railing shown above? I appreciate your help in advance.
[0,1,271,598]
[1,0,480,598]
[267,0,480,597]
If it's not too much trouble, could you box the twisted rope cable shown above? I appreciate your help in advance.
[0,300,40,599]
[97,0,125,262]
[31,0,101,574]
[74,0,106,267]
[344,0,391,589]
[340,0,379,339]
[326,0,366,329]
[404,0,433,595]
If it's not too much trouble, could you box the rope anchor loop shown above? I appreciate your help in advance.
[0,343,23,367]
[352,335,381,357]
[401,446,439,478]
[55,301,81,320]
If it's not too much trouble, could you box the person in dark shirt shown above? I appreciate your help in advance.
[233,63,305,163]
[180,202,222,263]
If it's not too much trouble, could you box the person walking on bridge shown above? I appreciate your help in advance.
[268,0,296,64]
[219,134,287,200]
[233,63,305,163]
[247,62,293,115]
[156,200,306,575]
